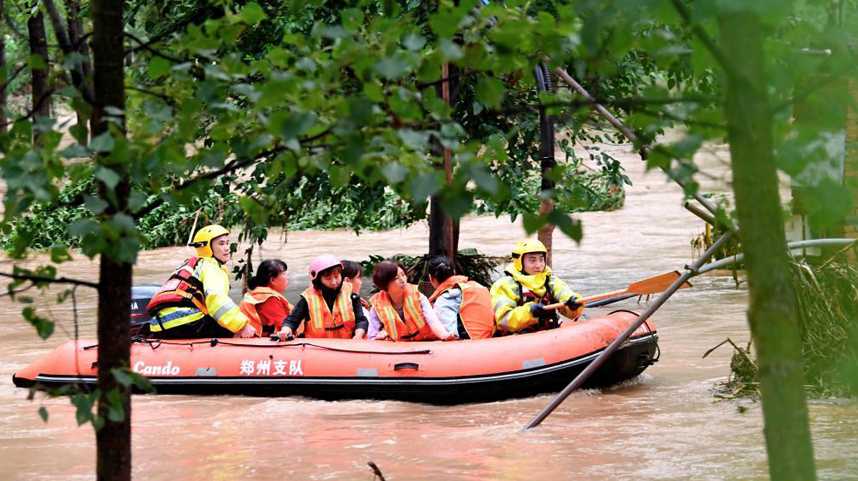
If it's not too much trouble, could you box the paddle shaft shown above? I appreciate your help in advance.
[524,232,732,429]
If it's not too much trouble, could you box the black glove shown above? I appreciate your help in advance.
[565,298,583,310]
[530,303,552,319]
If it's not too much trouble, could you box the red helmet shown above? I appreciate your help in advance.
[308,255,341,280]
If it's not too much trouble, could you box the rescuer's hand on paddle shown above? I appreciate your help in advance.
[530,303,553,319]
[278,326,294,340]
[236,323,257,338]
[565,298,583,310]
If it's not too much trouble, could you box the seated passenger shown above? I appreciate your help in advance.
[239,259,292,336]
[426,256,495,340]
[147,224,256,339]
[341,260,370,317]
[277,255,367,339]
[489,240,583,335]
[367,261,454,341]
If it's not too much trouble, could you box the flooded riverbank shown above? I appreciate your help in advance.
[2,144,857,480]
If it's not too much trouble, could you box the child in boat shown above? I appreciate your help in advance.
[490,239,584,335]
[341,260,370,317]
[367,261,454,341]
[277,255,368,339]
[426,256,495,340]
[239,259,292,336]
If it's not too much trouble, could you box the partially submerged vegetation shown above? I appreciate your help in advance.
[713,254,858,399]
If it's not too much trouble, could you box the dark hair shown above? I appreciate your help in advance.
[248,259,287,290]
[341,260,362,279]
[427,256,454,282]
[372,260,404,291]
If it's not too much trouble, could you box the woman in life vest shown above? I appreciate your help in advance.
[367,261,454,341]
[426,256,495,340]
[147,224,257,339]
[277,255,367,339]
[239,259,292,336]
[489,239,584,335]
[341,260,370,317]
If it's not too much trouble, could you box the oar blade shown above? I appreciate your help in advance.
[627,270,691,295]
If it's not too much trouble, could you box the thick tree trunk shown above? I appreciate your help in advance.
[719,12,817,481]
[27,11,50,144]
[429,62,459,264]
[91,1,131,481]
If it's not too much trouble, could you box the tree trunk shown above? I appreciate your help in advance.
[535,64,556,266]
[91,1,131,480]
[0,0,6,134]
[428,62,459,264]
[27,11,50,145]
[719,12,817,481]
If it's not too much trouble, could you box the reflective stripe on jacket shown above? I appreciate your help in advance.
[489,264,583,333]
[240,287,292,335]
[370,284,436,341]
[149,257,249,333]
[302,283,356,339]
[428,275,495,339]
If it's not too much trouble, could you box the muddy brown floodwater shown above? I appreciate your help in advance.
[2,143,857,481]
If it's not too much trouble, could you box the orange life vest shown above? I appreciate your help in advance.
[302,283,356,339]
[239,287,292,335]
[146,257,208,318]
[370,284,437,341]
[428,275,495,340]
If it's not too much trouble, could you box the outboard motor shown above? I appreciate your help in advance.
[130,284,160,336]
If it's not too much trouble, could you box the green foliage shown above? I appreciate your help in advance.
[719,256,858,398]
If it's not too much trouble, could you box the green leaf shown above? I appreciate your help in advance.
[89,132,115,153]
[23,306,55,340]
[84,195,109,215]
[50,246,72,264]
[475,77,505,109]
[522,212,548,234]
[549,211,583,242]
[238,2,267,25]
[381,162,408,184]
[95,167,120,190]
[148,57,171,79]
[374,56,411,80]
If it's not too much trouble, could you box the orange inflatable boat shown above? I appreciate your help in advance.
[13,310,658,403]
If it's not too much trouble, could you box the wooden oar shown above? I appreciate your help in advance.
[543,270,692,310]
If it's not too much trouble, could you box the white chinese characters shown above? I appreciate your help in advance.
[239,359,303,376]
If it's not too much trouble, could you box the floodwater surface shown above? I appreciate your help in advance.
[2,144,857,481]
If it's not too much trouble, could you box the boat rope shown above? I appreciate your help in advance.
[126,337,433,356]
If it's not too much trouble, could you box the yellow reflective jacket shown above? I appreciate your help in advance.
[150,257,249,333]
[489,264,583,333]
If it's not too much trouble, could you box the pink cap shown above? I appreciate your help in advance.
[308,255,341,280]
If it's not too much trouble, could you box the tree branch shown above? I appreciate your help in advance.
[124,32,186,64]
[126,84,177,106]
[668,0,736,79]
[0,271,100,289]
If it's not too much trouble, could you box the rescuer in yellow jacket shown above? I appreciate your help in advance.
[490,240,584,334]
[147,224,257,339]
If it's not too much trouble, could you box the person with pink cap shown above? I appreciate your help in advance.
[277,255,368,339]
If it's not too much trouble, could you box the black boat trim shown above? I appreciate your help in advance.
[32,333,657,388]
